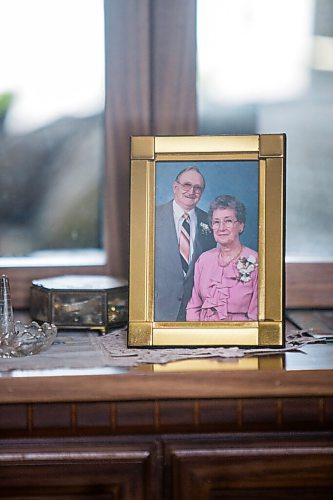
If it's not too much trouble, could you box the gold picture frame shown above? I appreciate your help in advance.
[128,135,285,348]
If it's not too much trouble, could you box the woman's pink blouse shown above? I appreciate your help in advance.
[186,247,258,322]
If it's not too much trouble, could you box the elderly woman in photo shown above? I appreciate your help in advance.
[186,194,258,322]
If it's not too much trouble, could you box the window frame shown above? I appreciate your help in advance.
[5,0,197,308]
[5,0,330,309]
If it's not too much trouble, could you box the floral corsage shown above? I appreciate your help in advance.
[199,222,211,236]
[236,255,257,282]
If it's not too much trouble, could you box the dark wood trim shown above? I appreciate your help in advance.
[0,439,161,500]
[151,0,197,134]
[104,0,152,279]
[1,370,333,404]
[105,0,198,278]
[166,436,333,500]
[286,263,333,308]
[1,397,332,438]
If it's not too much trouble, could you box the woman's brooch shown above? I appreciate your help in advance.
[236,255,257,282]
[200,222,211,236]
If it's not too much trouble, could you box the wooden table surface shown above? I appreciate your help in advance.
[1,310,333,404]
[2,310,332,499]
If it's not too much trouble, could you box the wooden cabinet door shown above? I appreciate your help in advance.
[165,436,333,500]
[0,440,161,499]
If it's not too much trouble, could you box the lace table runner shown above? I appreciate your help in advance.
[92,328,324,367]
[0,328,325,372]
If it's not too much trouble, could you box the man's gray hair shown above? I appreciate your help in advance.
[175,166,206,190]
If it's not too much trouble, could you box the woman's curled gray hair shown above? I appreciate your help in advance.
[208,194,246,226]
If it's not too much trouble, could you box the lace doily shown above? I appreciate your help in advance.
[92,328,324,367]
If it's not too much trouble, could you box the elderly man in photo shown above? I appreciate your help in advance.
[154,166,216,321]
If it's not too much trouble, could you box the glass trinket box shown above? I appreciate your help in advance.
[30,275,128,333]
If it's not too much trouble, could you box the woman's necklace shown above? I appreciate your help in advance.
[218,245,243,268]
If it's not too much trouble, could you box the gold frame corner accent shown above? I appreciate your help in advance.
[131,136,155,159]
[259,134,285,158]
[258,321,283,346]
[128,322,153,346]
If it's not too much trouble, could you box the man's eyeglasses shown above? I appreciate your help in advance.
[212,218,239,229]
[176,181,203,194]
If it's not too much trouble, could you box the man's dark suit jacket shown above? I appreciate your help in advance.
[154,200,216,321]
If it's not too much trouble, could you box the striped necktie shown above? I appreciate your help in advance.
[179,213,190,275]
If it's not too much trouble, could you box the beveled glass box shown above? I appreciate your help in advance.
[30,275,128,333]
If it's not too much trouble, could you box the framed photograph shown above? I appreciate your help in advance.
[128,135,285,348]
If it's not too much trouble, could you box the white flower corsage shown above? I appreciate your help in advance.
[236,255,257,282]
[200,222,211,236]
